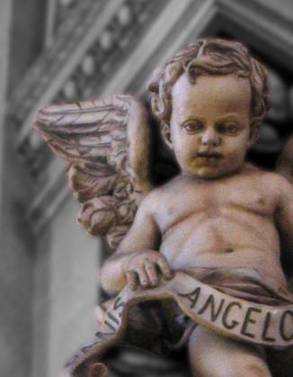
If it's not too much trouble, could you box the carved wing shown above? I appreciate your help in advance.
[276,134,293,184]
[34,95,153,251]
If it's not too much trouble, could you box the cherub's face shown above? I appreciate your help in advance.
[166,74,255,179]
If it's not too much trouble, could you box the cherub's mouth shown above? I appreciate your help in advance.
[196,151,222,159]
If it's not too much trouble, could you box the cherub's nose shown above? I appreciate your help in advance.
[201,128,221,147]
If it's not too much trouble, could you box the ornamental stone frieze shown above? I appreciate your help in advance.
[10,0,169,181]
[54,0,82,34]
[7,0,293,232]
[45,0,88,46]
[10,0,206,231]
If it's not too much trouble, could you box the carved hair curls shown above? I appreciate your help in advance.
[148,38,270,130]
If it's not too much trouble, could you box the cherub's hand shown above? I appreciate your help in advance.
[123,250,173,290]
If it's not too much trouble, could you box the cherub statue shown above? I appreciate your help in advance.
[34,38,293,377]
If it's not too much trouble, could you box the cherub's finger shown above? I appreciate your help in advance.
[137,267,150,288]
[126,271,138,291]
[144,260,159,287]
[157,258,173,280]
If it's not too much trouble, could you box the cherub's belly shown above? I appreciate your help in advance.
[160,216,284,284]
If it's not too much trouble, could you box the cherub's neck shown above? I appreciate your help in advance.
[179,163,257,182]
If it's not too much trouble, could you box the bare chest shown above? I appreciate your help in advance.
[155,178,276,232]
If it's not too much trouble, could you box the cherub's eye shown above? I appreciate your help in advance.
[182,120,204,134]
[217,122,240,135]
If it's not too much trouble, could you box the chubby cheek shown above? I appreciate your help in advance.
[226,135,250,159]
[221,144,248,173]
[173,137,199,168]
[226,147,245,161]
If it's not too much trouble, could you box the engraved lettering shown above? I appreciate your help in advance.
[81,341,99,354]
[104,320,117,333]
[197,295,225,322]
[113,296,126,318]
[108,311,120,325]
[95,331,115,339]
[261,312,275,342]
[241,307,262,339]
[222,302,242,330]
[178,287,201,309]
[280,310,293,341]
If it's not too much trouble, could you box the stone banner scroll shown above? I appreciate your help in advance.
[64,272,293,377]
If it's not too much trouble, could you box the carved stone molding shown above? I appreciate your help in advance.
[216,0,293,64]
[45,0,88,46]
[8,0,116,132]
[54,0,80,33]
[19,0,195,231]
[10,0,293,232]
[10,0,169,180]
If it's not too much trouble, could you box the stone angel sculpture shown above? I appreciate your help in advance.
[34,39,293,377]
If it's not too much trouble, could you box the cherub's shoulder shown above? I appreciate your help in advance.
[245,164,286,183]
[140,176,182,206]
[241,164,291,193]
[252,168,293,197]
[138,184,168,212]
[260,170,290,187]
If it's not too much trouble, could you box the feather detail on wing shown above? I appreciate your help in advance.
[276,135,293,184]
[34,95,153,251]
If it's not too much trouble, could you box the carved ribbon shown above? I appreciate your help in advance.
[64,271,293,377]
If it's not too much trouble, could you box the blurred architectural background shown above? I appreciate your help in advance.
[0,1,293,376]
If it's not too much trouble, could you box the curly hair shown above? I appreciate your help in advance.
[148,38,270,130]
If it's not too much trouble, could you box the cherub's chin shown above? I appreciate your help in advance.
[197,170,222,179]
[189,167,226,179]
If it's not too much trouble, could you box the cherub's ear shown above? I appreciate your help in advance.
[248,125,259,147]
[161,123,173,149]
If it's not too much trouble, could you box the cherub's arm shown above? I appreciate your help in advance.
[275,176,293,276]
[100,193,172,294]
